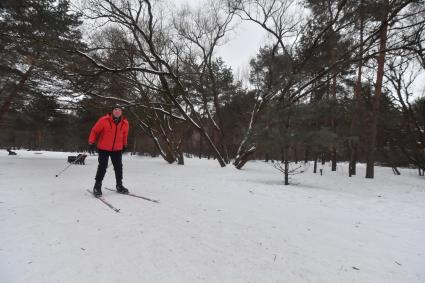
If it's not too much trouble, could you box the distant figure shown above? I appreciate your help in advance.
[7,149,17,155]
[89,106,130,197]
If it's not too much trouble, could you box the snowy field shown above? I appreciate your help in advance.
[0,150,424,283]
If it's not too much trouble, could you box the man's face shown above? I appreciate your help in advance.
[112,108,122,118]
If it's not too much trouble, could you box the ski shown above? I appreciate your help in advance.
[86,189,120,212]
[104,187,159,203]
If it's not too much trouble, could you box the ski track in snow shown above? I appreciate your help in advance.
[0,150,424,283]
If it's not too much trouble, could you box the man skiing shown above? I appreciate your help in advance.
[89,106,129,197]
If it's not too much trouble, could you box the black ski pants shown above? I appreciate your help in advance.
[95,150,123,184]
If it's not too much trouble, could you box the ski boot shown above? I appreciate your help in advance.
[116,183,129,194]
[93,181,102,197]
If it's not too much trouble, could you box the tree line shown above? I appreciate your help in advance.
[1,0,424,182]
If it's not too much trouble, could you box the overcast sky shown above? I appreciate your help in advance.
[215,20,268,79]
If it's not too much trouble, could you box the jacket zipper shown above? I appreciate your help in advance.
[111,121,118,151]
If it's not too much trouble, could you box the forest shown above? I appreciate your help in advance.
[1,0,424,182]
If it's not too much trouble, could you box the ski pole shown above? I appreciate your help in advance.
[55,153,86,177]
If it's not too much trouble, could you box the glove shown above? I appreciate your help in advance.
[122,146,127,153]
[89,143,96,153]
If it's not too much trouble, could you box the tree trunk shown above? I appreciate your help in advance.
[349,0,364,177]
[422,100,425,160]
[366,0,389,179]
[35,126,43,150]
[349,146,357,177]
[234,100,265,169]
[132,131,137,156]
[313,153,318,173]
[331,146,337,171]
[304,147,309,163]
[164,148,176,164]
[234,146,256,169]
[198,134,202,159]
[199,124,225,166]
[150,130,174,164]
[330,28,338,172]
[177,151,184,165]
[284,147,289,185]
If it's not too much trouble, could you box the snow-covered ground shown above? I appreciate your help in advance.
[0,150,424,283]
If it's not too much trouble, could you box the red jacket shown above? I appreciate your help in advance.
[89,114,129,151]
